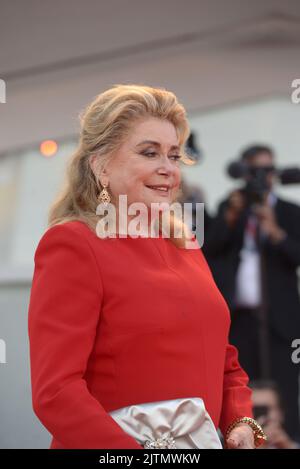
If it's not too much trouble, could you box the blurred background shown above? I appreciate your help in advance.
[0,0,300,448]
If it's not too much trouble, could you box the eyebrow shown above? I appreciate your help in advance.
[135,140,180,151]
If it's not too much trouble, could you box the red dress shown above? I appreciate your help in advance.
[28,220,253,449]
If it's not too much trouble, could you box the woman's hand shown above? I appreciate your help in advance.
[226,423,255,449]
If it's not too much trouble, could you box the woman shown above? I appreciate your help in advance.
[28,84,265,449]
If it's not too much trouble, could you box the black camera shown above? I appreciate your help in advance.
[253,404,270,422]
[227,160,300,205]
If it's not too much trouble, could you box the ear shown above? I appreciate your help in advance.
[89,153,109,187]
[89,153,98,174]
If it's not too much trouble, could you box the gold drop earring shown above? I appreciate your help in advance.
[98,182,111,206]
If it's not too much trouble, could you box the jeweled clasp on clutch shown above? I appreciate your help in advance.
[144,434,177,449]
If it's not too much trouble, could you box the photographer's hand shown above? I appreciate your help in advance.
[252,203,287,244]
[262,420,299,449]
[224,190,246,228]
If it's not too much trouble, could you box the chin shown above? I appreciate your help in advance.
[149,197,172,207]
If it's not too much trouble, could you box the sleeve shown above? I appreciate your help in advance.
[28,224,142,449]
[267,204,300,268]
[218,342,254,437]
[271,234,300,268]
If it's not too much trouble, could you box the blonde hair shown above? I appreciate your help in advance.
[48,84,196,247]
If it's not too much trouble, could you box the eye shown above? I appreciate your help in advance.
[141,151,157,158]
[169,154,181,161]
[140,151,181,161]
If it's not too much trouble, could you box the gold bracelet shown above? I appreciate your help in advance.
[225,416,267,448]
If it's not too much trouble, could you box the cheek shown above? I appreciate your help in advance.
[171,167,181,192]
[130,165,153,188]
[124,168,150,199]
[111,161,181,199]
[174,167,181,185]
[114,166,144,193]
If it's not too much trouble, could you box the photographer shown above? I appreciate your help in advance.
[250,380,300,449]
[203,145,300,441]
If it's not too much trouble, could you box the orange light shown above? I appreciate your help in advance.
[40,140,58,157]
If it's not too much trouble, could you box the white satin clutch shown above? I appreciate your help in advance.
[109,396,223,449]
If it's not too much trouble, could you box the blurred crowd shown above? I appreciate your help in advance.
[180,141,300,447]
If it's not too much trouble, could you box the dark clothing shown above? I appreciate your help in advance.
[229,306,300,439]
[203,192,300,439]
[203,195,300,341]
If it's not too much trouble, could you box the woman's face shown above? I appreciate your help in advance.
[100,117,182,209]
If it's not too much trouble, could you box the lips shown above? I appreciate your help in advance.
[145,184,172,195]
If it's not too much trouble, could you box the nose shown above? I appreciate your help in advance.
[156,154,176,176]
